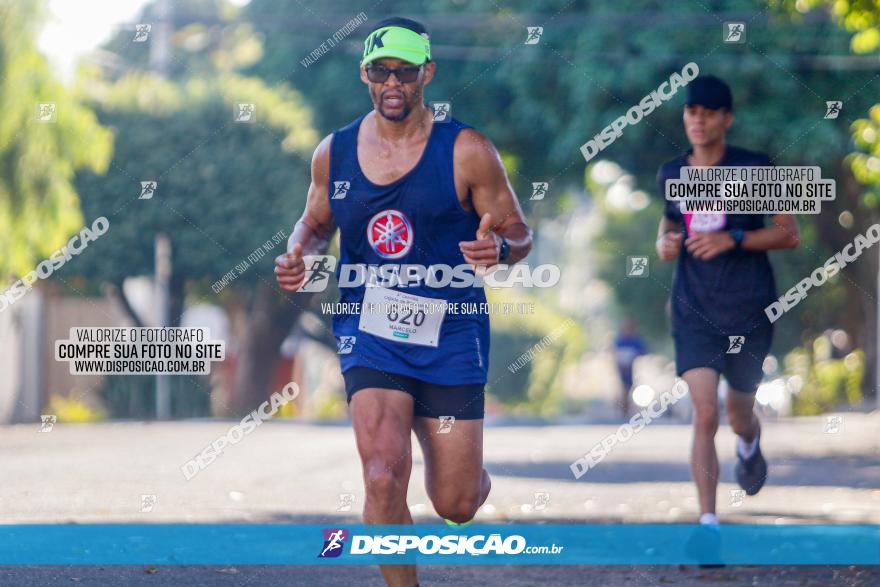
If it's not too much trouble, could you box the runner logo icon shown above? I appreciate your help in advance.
[332,181,350,199]
[299,255,337,293]
[627,256,649,278]
[430,101,451,122]
[724,22,745,43]
[525,26,543,44]
[727,335,745,354]
[319,528,348,558]
[530,182,548,201]
[367,209,414,259]
[824,101,842,119]
[337,336,356,354]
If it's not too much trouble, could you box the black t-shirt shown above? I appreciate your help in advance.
[657,145,777,335]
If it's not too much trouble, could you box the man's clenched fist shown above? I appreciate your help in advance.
[656,231,683,261]
[459,213,501,273]
[275,242,306,291]
[685,231,735,261]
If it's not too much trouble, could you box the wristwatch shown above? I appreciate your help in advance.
[729,228,745,250]
[498,235,510,261]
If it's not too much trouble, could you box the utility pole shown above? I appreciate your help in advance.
[149,0,171,75]
[151,0,171,420]
[155,234,171,420]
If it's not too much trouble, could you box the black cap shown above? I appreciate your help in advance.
[685,75,733,111]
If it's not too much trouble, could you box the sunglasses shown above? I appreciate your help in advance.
[365,64,423,84]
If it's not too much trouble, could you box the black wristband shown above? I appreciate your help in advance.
[498,236,510,261]
[729,228,745,250]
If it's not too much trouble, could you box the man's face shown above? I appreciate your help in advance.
[683,104,733,148]
[360,57,435,122]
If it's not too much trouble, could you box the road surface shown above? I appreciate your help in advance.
[1,412,877,585]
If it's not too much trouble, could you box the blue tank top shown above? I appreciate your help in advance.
[328,112,490,385]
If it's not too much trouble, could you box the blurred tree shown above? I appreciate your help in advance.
[774,0,880,54]
[587,163,674,344]
[772,0,880,395]
[97,0,263,80]
[244,1,871,194]
[79,0,874,410]
[69,0,319,416]
[0,0,111,280]
[245,1,878,364]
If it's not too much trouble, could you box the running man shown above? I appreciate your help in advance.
[274,17,532,587]
[655,75,799,526]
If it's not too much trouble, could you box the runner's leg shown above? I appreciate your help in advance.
[620,374,633,419]
[683,367,720,518]
[727,382,768,496]
[351,387,417,587]
[724,324,771,495]
[413,417,491,523]
[726,388,759,444]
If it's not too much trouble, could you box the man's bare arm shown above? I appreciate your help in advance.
[455,128,532,266]
[275,135,336,292]
[657,217,683,261]
[288,134,336,255]
[740,214,800,251]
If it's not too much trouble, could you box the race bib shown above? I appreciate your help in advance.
[358,287,447,348]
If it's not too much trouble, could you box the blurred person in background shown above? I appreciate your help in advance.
[614,318,648,418]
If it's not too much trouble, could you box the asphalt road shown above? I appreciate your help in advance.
[1,563,878,586]
[2,412,878,585]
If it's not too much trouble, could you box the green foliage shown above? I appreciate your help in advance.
[98,374,211,419]
[239,0,879,383]
[69,72,317,285]
[849,104,880,207]
[0,0,112,279]
[786,346,864,415]
[775,0,880,208]
[775,0,880,53]
[587,162,674,343]
[47,392,107,422]
[486,291,585,414]
[99,0,261,79]
[312,391,348,420]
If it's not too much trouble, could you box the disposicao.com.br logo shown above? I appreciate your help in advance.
[317,528,564,558]
[318,528,349,558]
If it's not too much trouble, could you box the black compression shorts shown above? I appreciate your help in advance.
[342,366,485,419]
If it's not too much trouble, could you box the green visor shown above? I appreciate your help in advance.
[362,26,431,66]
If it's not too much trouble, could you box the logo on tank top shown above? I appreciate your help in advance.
[367,209,413,259]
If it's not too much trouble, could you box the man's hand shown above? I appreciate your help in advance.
[459,213,501,272]
[685,231,735,261]
[656,231,683,261]
[274,242,306,291]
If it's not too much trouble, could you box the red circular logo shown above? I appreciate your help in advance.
[367,209,413,259]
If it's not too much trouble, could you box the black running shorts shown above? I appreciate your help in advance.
[342,366,485,420]
[673,321,773,394]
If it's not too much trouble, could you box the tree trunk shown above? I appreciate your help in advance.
[229,281,306,415]
[169,273,186,327]
[105,281,144,327]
